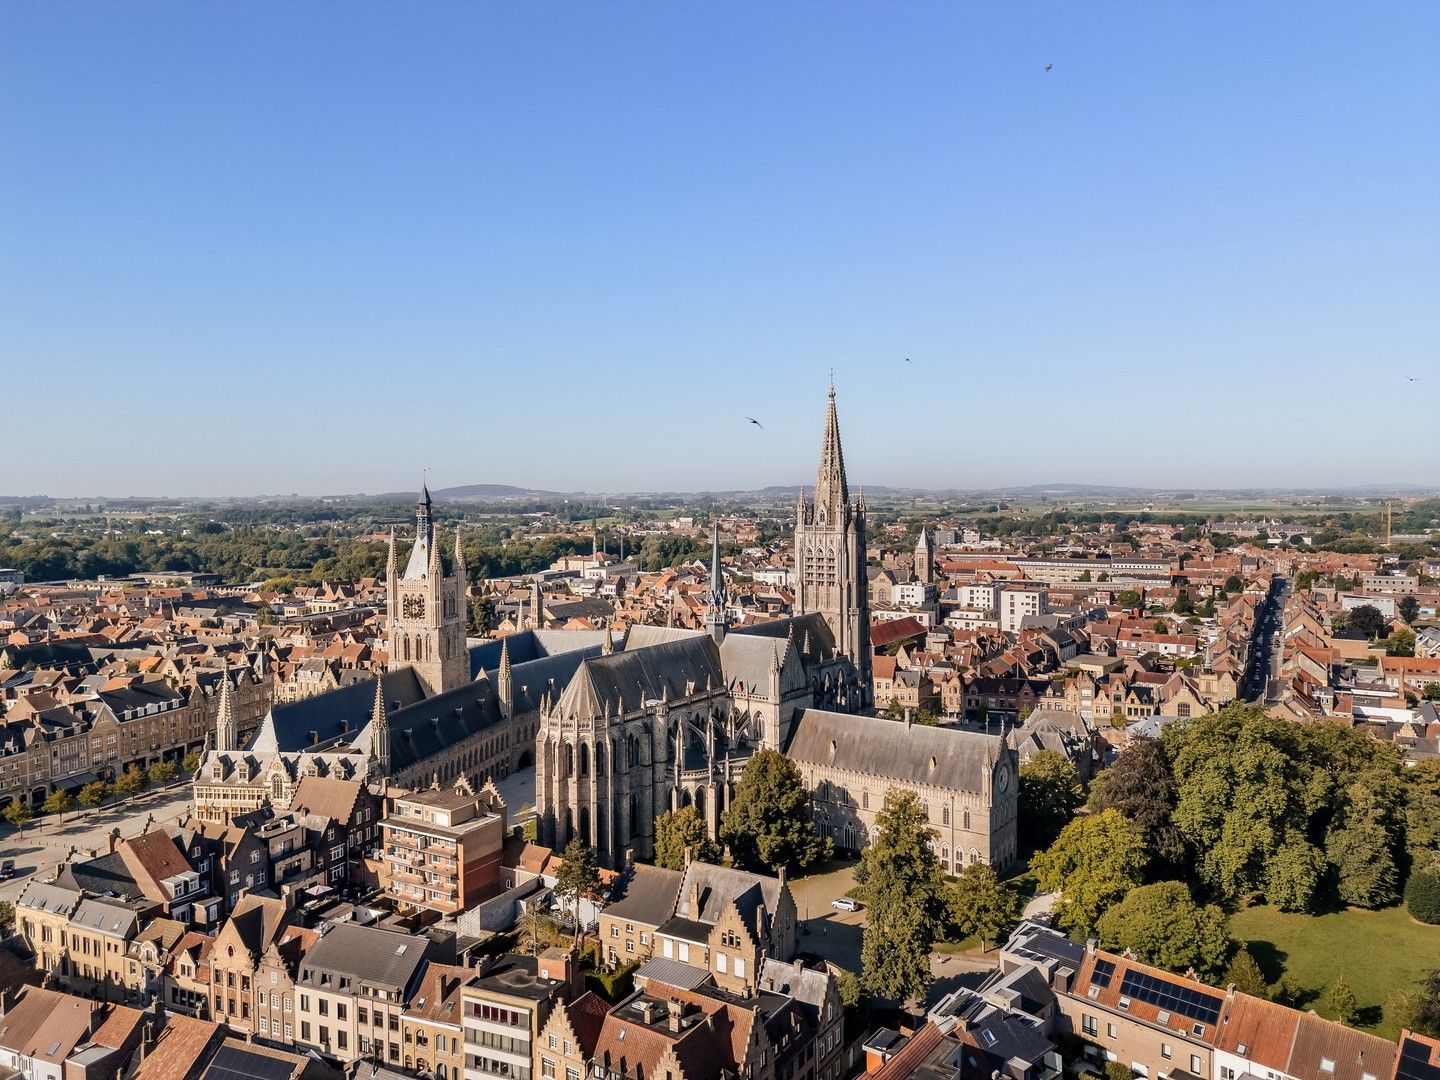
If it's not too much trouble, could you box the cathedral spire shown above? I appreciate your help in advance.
[814,384,849,518]
[454,526,466,576]
[705,523,727,645]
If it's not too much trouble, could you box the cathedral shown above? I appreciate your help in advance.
[535,386,873,866]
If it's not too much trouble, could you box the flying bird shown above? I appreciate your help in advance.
[905,357,912,364]
[745,417,764,428]
[1405,374,1421,382]
[1045,63,1053,72]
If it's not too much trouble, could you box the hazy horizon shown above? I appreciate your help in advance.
[5,3,1437,495]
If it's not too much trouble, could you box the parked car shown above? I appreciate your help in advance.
[0,860,14,880]
[830,896,860,911]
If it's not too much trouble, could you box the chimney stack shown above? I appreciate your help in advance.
[666,999,683,1033]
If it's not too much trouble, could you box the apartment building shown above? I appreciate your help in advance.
[460,950,579,1080]
[381,776,508,915]
[292,922,432,1066]
[1000,586,1049,634]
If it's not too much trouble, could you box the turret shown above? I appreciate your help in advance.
[215,668,236,753]
[372,674,390,777]
[705,524,727,645]
[497,637,513,719]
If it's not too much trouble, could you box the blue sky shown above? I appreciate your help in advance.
[3,2,1437,497]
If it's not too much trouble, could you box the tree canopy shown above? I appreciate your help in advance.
[947,863,1022,951]
[855,790,949,1007]
[653,806,720,870]
[1017,750,1083,854]
[1164,705,1404,911]
[1088,737,1186,874]
[1030,809,1146,936]
[1095,881,1234,982]
[720,749,830,873]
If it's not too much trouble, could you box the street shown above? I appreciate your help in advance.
[0,784,195,902]
[1241,576,1289,702]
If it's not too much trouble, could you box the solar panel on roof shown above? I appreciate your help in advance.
[1396,1037,1440,1080]
[1091,959,1115,988]
[1118,970,1221,1026]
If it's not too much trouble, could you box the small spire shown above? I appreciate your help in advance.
[386,528,397,578]
[215,668,236,753]
[454,526,466,574]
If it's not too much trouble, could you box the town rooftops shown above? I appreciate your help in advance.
[787,708,1006,793]
[603,863,684,928]
[298,923,429,993]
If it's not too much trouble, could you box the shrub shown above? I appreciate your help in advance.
[1406,867,1440,925]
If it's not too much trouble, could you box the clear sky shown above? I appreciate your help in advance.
[3,2,1437,497]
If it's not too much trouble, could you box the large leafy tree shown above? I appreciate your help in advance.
[1325,781,1401,907]
[1088,737,1186,873]
[653,806,720,870]
[1030,809,1145,936]
[1388,969,1440,1039]
[1017,750,1083,853]
[1164,705,1403,911]
[1094,881,1234,982]
[947,863,1022,951]
[1347,604,1387,640]
[720,749,830,873]
[854,790,949,1008]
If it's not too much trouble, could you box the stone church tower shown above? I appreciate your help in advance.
[387,485,470,697]
[794,384,872,696]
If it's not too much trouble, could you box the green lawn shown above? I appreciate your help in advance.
[1230,903,1440,1037]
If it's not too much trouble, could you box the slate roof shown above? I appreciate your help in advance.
[675,862,785,933]
[635,957,713,991]
[374,677,506,775]
[297,923,428,993]
[0,986,96,1065]
[290,775,366,825]
[255,667,425,753]
[554,636,724,720]
[603,863,683,928]
[786,709,1003,794]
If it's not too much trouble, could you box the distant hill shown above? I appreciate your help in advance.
[372,483,573,502]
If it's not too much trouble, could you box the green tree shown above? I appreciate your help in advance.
[913,707,939,727]
[1400,595,1420,623]
[0,898,13,935]
[182,750,202,775]
[148,760,179,786]
[1117,589,1143,609]
[114,765,148,802]
[3,802,32,835]
[947,863,1021,951]
[653,806,720,870]
[1017,750,1083,853]
[42,789,75,823]
[468,595,495,635]
[1348,604,1387,640]
[1323,977,1359,1027]
[1105,1062,1134,1080]
[1164,705,1393,911]
[1325,781,1400,907]
[1406,867,1440,925]
[1386,969,1440,1038]
[720,749,830,873]
[1386,629,1417,657]
[554,838,603,946]
[1094,881,1233,981]
[854,790,949,1009]
[1223,575,1245,595]
[1088,738,1186,873]
[1224,947,1270,998]
[1030,809,1145,936]
[78,780,111,809]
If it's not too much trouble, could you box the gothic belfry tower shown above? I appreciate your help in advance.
[794,384,872,689]
[387,484,470,697]
[914,528,933,585]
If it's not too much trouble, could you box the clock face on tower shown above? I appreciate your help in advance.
[402,594,425,620]
[996,764,1010,793]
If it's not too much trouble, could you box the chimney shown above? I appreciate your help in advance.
[639,1000,658,1025]
[666,999,683,1033]
[683,845,693,869]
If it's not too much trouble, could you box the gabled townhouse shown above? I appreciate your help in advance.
[598,862,684,967]
[460,949,581,1080]
[653,861,798,995]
